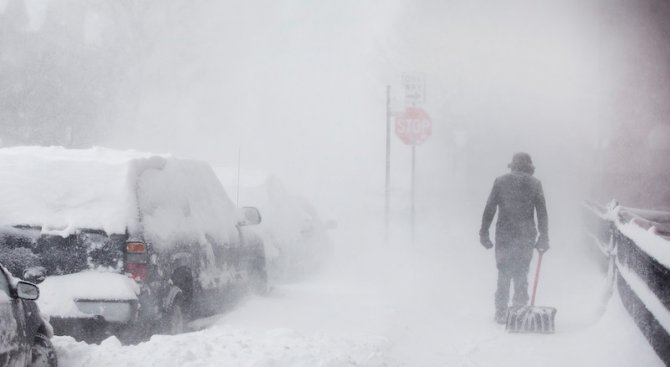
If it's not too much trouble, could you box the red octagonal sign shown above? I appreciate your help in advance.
[395,107,432,146]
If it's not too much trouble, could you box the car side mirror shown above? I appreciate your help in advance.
[16,281,39,300]
[23,266,46,284]
[238,207,262,226]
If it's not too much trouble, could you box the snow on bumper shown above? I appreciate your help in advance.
[72,300,137,323]
[37,271,140,322]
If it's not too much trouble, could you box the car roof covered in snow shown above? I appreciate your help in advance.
[0,146,238,241]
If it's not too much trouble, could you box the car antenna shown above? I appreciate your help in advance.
[236,147,241,208]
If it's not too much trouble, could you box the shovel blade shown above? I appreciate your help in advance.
[505,305,557,333]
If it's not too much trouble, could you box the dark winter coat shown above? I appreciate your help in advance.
[479,170,549,268]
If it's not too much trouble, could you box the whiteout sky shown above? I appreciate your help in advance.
[2,0,666,222]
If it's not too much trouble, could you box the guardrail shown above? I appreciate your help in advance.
[584,201,670,365]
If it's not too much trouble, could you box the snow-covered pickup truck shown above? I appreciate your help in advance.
[0,147,267,343]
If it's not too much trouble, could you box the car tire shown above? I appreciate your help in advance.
[251,266,269,295]
[30,333,58,367]
[248,248,268,294]
[160,287,186,335]
[167,302,185,335]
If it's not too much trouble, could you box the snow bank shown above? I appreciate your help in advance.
[54,326,397,367]
[37,272,139,318]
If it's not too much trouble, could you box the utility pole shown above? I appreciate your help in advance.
[385,85,391,244]
[411,145,416,243]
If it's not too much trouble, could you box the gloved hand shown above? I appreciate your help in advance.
[480,235,494,249]
[535,235,550,253]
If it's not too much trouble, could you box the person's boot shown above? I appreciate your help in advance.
[494,309,508,324]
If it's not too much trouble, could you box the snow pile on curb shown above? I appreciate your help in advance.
[53,325,400,367]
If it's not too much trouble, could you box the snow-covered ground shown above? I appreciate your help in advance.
[51,222,662,367]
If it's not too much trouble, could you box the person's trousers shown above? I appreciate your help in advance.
[495,264,530,314]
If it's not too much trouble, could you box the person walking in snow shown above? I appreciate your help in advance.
[479,152,549,324]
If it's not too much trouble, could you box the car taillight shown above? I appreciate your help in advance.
[127,242,146,253]
[126,262,146,282]
[126,242,147,281]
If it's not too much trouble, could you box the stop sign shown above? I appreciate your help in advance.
[395,107,432,146]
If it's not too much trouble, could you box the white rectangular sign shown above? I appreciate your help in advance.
[401,72,426,106]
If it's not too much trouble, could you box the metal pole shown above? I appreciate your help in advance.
[385,86,391,244]
[236,147,241,208]
[411,144,416,244]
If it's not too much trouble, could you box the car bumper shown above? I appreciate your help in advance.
[50,300,140,342]
[73,299,138,323]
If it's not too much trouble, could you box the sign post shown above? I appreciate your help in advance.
[411,144,416,243]
[385,86,391,244]
[394,106,432,243]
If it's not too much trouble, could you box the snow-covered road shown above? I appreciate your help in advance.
[52,230,663,367]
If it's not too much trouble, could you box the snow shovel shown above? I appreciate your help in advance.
[505,252,557,333]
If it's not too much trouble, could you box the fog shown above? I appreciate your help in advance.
[1,0,670,365]
[3,0,666,219]
[113,0,604,218]
[75,0,633,247]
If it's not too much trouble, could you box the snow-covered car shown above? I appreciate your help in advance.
[213,168,332,280]
[0,147,266,342]
[0,264,57,367]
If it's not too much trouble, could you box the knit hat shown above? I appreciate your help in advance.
[508,152,535,175]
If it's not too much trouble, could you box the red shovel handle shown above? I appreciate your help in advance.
[530,251,544,306]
